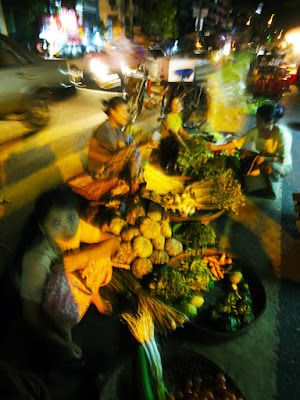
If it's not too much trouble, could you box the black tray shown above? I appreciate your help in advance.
[189,258,267,338]
[99,346,246,400]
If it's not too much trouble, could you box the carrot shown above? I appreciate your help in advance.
[217,269,224,279]
[210,266,219,279]
[207,256,219,262]
[219,253,226,264]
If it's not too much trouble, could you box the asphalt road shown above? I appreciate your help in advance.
[0,89,119,214]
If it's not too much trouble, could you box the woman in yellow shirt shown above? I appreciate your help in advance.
[18,186,120,361]
[207,104,292,197]
[160,97,194,173]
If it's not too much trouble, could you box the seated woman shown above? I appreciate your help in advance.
[18,186,120,361]
[207,104,292,198]
[160,97,194,173]
[88,97,144,195]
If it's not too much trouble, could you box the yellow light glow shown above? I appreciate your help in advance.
[285,27,300,52]
[246,16,252,26]
[196,37,203,49]
[277,29,283,40]
[267,14,275,26]
[90,59,108,77]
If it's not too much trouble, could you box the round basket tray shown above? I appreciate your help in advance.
[164,209,225,223]
[189,257,266,338]
[99,346,246,400]
[167,251,266,338]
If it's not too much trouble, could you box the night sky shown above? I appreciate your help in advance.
[232,0,300,31]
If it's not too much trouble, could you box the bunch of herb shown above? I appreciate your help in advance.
[211,169,245,213]
[175,138,241,181]
[149,266,193,302]
[173,222,216,251]
[175,139,214,177]
[149,258,213,302]
[198,153,241,180]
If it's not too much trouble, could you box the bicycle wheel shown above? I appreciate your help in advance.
[127,91,143,123]
[181,84,208,129]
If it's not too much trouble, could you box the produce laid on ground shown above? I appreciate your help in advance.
[93,126,258,399]
[175,139,240,180]
[209,271,255,332]
[172,222,216,253]
[106,199,184,280]
[142,168,245,219]
[100,196,256,336]
[166,372,244,400]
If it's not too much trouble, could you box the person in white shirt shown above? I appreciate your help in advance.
[207,104,292,197]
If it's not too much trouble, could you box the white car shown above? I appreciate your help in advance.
[0,34,74,128]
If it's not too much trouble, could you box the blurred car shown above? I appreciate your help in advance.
[0,34,73,128]
[64,45,164,90]
[64,46,133,90]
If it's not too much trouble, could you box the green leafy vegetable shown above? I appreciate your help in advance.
[172,222,216,250]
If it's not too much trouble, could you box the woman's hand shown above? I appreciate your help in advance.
[148,139,159,149]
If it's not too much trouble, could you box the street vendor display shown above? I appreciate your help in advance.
[63,76,267,398]
[143,138,245,219]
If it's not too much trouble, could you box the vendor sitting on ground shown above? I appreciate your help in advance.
[18,186,120,362]
[207,104,292,198]
[160,97,194,173]
[88,97,145,195]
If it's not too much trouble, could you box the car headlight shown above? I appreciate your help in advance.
[90,59,109,77]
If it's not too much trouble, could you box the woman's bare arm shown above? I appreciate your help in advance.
[179,127,193,140]
[61,237,120,273]
[207,141,237,151]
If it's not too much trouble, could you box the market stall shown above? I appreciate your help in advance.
[66,129,267,399]
[63,51,272,399]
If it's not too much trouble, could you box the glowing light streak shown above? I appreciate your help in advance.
[267,14,275,26]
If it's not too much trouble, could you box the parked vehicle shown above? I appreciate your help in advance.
[0,34,74,129]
